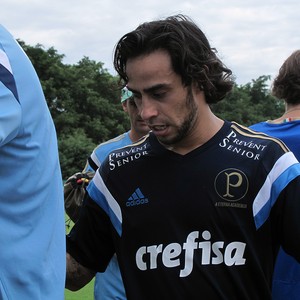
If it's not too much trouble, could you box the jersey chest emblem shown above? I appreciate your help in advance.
[214,168,249,208]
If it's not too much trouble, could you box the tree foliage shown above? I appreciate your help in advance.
[212,75,284,126]
[19,40,285,178]
[19,40,129,178]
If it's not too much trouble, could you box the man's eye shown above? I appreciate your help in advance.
[128,99,137,107]
[152,92,165,99]
[133,96,141,107]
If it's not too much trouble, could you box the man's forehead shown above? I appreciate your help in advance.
[126,50,172,76]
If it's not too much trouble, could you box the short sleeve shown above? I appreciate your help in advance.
[0,80,21,146]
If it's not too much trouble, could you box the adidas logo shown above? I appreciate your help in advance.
[126,188,149,207]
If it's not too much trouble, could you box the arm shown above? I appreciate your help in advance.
[65,252,96,291]
[0,61,22,146]
[66,194,116,290]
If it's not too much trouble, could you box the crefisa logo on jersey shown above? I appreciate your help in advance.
[214,168,249,208]
[135,230,246,277]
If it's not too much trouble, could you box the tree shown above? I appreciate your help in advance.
[20,41,129,178]
[59,129,96,178]
[212,76,284,126]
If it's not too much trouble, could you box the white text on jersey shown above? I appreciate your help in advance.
[135,230,246,277]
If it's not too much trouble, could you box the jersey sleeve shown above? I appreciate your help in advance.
[0,60,21,146]
[275,175,300,262]
[66,194,115,272]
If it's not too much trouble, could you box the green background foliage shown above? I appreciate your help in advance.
[20,40,130,179]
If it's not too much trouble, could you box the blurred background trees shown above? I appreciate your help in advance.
[212,75,284,126]
[19,40,284,179]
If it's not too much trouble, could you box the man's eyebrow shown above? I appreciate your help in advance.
[128,84,169,94]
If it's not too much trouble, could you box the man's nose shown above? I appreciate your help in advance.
[139,97,158,121]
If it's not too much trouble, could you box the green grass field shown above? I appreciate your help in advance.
[65,216,94,300]
[65,279,94,300]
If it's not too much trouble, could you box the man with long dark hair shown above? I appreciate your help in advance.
[66,15,300,299]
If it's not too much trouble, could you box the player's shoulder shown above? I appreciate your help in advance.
[100,132,130,147]
[109,133,150,158]
[230,121,290,153]
[100,133,151,174]
[93,132,130,153]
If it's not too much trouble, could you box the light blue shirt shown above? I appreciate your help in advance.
[0,25,65,299]
[250,120,300,300]
[84,132,132,300]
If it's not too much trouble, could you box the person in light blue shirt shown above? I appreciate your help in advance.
[0,25,65,299]
[83,87,149,300]
[250,50,300,300]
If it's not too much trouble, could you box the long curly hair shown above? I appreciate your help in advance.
[272,50,300,104]
[113,14,234,104]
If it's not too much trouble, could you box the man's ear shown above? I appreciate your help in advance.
[122,101,128,112]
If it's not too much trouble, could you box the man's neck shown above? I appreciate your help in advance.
[129,130,146,143]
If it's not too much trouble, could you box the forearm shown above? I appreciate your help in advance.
[65,252,96,291]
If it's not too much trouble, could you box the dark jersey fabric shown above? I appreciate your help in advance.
[67,121,300,299]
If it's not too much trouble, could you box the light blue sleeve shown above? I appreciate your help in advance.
[0,24,66,300]
[0,81,21,146]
